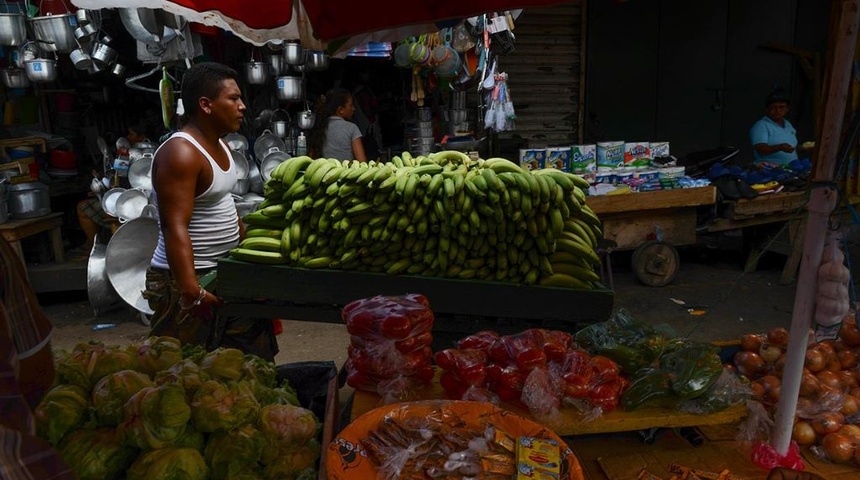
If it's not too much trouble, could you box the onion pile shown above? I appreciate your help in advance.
[732,318,860,465]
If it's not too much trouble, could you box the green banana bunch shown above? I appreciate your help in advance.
[231,153,603,289]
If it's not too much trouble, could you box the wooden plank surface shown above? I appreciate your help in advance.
[726,191,806,217]
[0,212,64,241]
[601,210,697,251]
[586,187,717,215]
[350,369,746,437]
[217,259,614,326]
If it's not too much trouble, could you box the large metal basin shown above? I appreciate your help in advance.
[87,239,123,316]
[105,215,159,314]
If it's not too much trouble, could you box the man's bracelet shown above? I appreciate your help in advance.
[179,286,206,310]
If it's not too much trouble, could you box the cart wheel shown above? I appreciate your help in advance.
[631,241,680,287]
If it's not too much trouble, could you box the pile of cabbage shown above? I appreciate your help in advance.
[36,336,320,480]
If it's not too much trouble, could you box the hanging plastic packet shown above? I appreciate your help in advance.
[451,21,476,53]
[814,230,851,342]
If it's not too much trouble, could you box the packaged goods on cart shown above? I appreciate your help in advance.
[327,400,585,480]
[35,337,322,480]
[597,141,624,168]
[342,294,436,402]
[650,141,671,159]
[570,144,597,179]
[435,328,629,420]
[545,147,572,172]
[519,148,546,170]
[623,142,652,167]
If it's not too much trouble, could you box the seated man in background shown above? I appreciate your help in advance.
[750,89,798,167]
[0,237,75,479]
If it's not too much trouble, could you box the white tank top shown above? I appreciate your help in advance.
[150,132,240,270]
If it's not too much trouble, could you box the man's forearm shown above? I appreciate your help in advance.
[163,228,200,297]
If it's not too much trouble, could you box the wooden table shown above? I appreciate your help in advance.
[0,212,65,265]
[350,369,746,437]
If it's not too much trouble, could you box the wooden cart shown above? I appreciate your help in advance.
[586,186,718,287]
[216,258,615,348]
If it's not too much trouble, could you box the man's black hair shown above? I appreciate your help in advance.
[765,88,790,107]
[180,62,238,117]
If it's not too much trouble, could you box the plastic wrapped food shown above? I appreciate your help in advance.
[342,294,435,402]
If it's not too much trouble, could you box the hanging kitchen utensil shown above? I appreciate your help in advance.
[297,104,315,130]
[105,214,159,315]
[24,50,59,83]
[159,66,175,129]
[0,2,27,47]
[276,75,304,102]
[283,41,303,65]
[29,8,77,53]
[69,38,92,70]
[253,129,285,162]
[245,49,270,85]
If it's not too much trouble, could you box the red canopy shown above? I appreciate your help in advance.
[72,0,569,46]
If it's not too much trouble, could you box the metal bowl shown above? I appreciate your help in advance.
[0,12,27,47]
[105,216,159,314]
[260,150,291,182]
[224,132,249,152]
[101,187,126,217]
[1,67,30,88]
[115,188,149,223]
[253,130,286,162]
[24,58,58,83]
[128,154,154,191]
[231,149,250,179]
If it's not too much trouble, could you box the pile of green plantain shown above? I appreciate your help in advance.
[232,151,604,289]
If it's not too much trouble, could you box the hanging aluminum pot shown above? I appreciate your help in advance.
[276,76,303,101]
[29,13,77,53]
[91,42,118,66]
[1,68,30,89]
[0,11,27,47]
[245,61,270,85]
[297,109,315,130]
[271,120,288,138]
[305,51,330,71]
[283,42,304,65]
[24,58,58,83]
[69,46,93,70]
[111,63,126,78]
[264,52,285,76]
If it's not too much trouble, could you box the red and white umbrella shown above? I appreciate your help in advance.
[71,0,567,49]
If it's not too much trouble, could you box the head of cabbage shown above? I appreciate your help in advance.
[191,380,260,433]
[127,447,210,480]
[59,428,136,480]
[34,384,90,446]
[92,370,154,426]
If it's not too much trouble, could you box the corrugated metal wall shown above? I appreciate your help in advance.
[498,2,584,148]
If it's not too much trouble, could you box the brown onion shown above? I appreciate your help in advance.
[838,370,858,390]
[792,421,817,446]
[764,384,781,405]
[821,433,855,463]
[741,333,764,352]
[799,369,821,397]
[759,342,783,364]
[796,396,815,415]
[750,382,765,401]
[834,339,849,352]
[806,348,827,373]
[817,370,842,390]
[734,351,768,379]
[758,375,781,392]
[838,350,857,370]
[812,413,844,436]
[825,358,843,373]
[851,386,860,398]
[818,341,838,361]
[840,317,860,347]
[768,327,790,346]
[840,394,859,416]
[838,423,860,441]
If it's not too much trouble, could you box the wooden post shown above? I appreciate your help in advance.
[772,0,860,456]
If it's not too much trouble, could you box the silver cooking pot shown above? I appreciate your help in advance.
[29,13,77,53]
[276,76,303,101]
[24,58,58,83]
[245,61,270,85]
[8,182,51,219]
[283,42,304,65]
[91,42,118,66]
[264,52,285,76]
[305,51,330,71]
[1,68,30,89]
[0,12,27,47]
[69,46,93,70]
[298,109,316,130]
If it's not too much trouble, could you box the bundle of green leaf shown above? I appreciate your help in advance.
[575,310,731,411]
